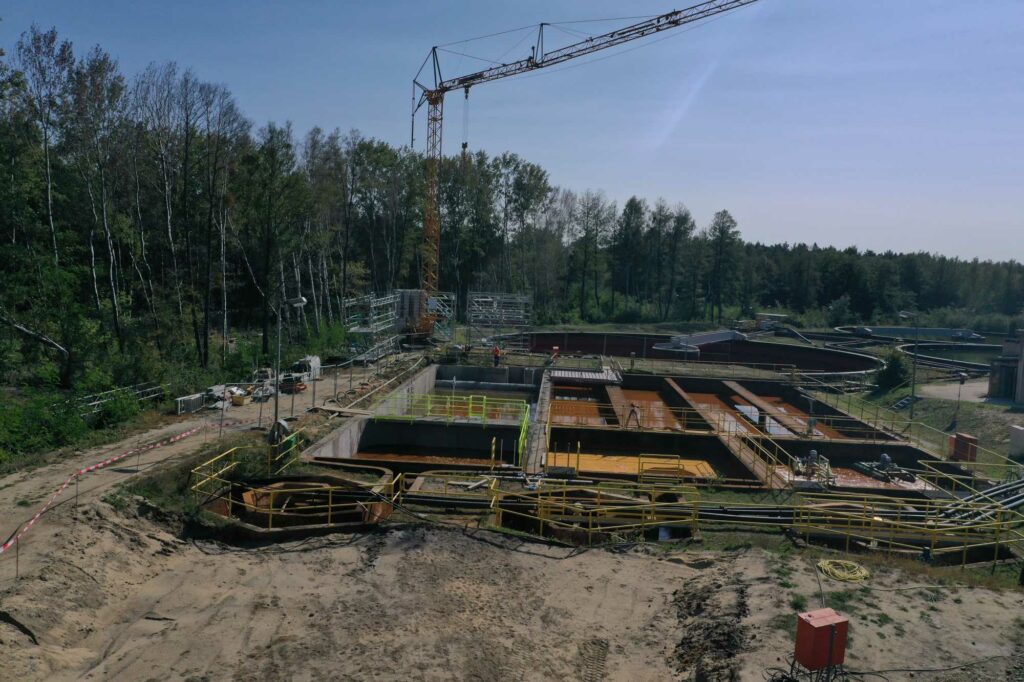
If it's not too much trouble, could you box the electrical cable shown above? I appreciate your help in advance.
[436,47,503,67]
[817,559,870,583]
[510,7,755,85]
[435,24,538,49]
[846,655,1012,676]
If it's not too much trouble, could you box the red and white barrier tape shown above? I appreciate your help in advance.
[0,423,206,555]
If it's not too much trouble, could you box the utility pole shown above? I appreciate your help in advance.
[273,291,307,438]
[953,372,967,431]
[900,310,920,419]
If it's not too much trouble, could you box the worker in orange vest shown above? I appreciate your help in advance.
[492,344,501,367]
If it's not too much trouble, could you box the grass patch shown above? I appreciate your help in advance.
[825,587,875,615]
[872,613,893,627]
[790,594,809,611]
[857,385,1018,462]
[105,432,262,520]
[768,613,796,640]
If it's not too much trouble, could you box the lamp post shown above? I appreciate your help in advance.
[899,310,919,419]
[273,294,308,437]
[952,371,968,432]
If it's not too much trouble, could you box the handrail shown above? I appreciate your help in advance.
[804,380,1021,477]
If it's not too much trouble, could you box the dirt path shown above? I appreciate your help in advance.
[0,364,385,582]
[919,378,990,403]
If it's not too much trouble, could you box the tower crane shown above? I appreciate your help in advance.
[412,0,759,333]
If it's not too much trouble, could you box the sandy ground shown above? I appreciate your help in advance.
[0,364,384,582]
[1,494,1024,680]
[919,378,991,403]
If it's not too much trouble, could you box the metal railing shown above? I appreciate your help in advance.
[372,392,527,423]
[190,431,306,501]
[809,386,1022,479]
[371,392,531,467]
[70,381,166,418]
[619,357,797,380]
[491,484,1024,563]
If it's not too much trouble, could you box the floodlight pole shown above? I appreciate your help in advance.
[900,310,920,420]
[273,290,307,437]
[953,372,967,431]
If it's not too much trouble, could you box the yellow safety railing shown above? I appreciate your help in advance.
[490,483,1024,563]
[190,430,307,501]
[373,392,529,423]
[793,492,1024,563]
[810,388,1022,478]
[191,438,398,530]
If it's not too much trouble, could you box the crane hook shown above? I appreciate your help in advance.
[461,86,470,154]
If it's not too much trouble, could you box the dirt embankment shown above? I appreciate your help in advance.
[1,494,1023,681]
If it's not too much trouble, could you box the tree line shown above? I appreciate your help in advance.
[1,26,1021,392]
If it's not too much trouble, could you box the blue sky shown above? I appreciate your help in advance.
[2,1,1022,261]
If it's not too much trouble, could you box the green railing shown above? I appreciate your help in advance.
[372,393,531,468]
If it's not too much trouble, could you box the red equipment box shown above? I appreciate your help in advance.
[795,608,848,670]
[950,433,978,462]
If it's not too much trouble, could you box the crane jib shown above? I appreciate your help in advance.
[433,0,759,94]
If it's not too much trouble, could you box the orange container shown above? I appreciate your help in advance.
[951,432,978,462]
[795,608,848,670]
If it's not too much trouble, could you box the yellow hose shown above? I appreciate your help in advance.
[817,559,870,583]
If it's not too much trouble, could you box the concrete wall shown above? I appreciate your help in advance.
[360,420,522,461]
[1016,347,1024,404]
[435,364,543,388]
[304,416,369,460]
[1011,425,1024,459]
[375,364,438,417]
[304,363,439,461]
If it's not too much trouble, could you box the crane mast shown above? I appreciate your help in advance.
[412,0,759,333]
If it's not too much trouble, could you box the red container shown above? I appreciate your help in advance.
[795,608,848,670]
[951,433,978,462]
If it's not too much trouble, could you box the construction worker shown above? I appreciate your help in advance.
[625,402,642,429]
[492,344,501,367]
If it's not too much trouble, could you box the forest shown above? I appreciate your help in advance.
[1,26,1022,398]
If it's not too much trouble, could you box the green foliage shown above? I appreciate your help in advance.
[0,21,1022,468]
[875,350,910,391]
[827,295,856,326]
[94,390,140,428]
[0,392,87,460]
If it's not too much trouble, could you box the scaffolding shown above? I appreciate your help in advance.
[395,289,457,338]
[468,291,532,348]
[344,293,399,335]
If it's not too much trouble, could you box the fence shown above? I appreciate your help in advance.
[491,483,1024,563]
[71,381,166,418]
[190,430,306,502]
[810,386,1022,480]
[621,357,797,380]
[186,431,406,531]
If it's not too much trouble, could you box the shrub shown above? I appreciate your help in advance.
[875,350,910,391]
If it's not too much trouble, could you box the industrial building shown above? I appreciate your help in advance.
[988,330,1024,403]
